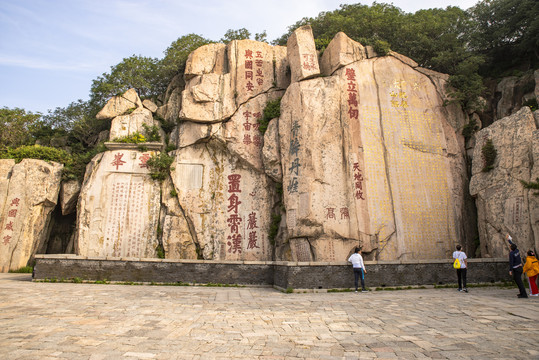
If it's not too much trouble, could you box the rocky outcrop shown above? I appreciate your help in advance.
[76,90,166,258]
[0,159,63,272]
[279,29,469,261]
[75,150,162,258]
[59,180,81,215]
[179,39,289,123]
[170,143,276,260]
[96,88,143,120]
[287,25,320,83]
[470,107,539,257]
[109,107,165,143]
[320,32,366,76]
[71,28,478,263]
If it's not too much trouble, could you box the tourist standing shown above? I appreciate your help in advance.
[348,247,367,292]
[522,250,539,296]
[507,236,528,298]
[452,245,468,292]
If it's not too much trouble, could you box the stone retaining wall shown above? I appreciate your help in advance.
[34,255,510,289]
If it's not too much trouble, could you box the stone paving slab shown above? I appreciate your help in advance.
[0,274,538,359]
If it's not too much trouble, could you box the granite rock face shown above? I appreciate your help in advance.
[470,107,539,257]
[0,159,63,271]
[60,28,537,265]
[179,39,289,123]
[279,52,468,261]
[170,143,276,260]
[96,88,143,120]
[75,92,166,259]
[287,25,320,83]
[75,150,161,258]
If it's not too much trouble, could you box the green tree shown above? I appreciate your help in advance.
[0,107,42,148]
[254,30,268,43]
[467,0,539,74]
[42,100,108,149]
[90,55,164,106]
[220,28,251,43]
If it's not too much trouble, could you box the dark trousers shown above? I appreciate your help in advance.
[512,267,528,297]
[456,268,467,289]
[353,268,365,290]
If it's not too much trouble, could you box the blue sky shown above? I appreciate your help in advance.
[1,0,480,114]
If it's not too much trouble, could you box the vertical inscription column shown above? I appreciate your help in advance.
[346,66,371,243]
[226,174,242,258]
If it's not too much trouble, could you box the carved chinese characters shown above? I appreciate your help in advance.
[2,198,20,247]
[76,151,160,258]
[279,78,359,260]
[226,174,243,255]
[222,91,284,172]
[340,57,461,260]
[171,144,274,261]
[0,159,62,272]
[287,25,320,83]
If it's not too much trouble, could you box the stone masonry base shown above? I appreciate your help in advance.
[33,255,510,290]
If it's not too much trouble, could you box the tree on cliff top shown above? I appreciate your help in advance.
[467,0,539,75]
[161,33,213,78]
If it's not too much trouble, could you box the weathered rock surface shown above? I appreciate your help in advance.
[470,107,539,257]
[160,177,198,259]
[96,88,143,120]
[180,73,235,122]
[59,180,81,215]
[320,32,366,76]
[279,55,468,261]
[75,150,161,258]
[142,99,158,113]
[287,25,320,83]
[68,30,484,264]
[262,118,282,182]
[184,43,227,78]
[0,159,63,272]
[220,91,284,172]
[170,143,276,260]
[180,40,289,123]
[109,107,165,143]
[495,73,536,120]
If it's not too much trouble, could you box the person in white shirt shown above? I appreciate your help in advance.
[452,244,468,292]
[348,247,367,292]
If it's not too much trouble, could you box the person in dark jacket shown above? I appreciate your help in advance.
[508,241,528,298]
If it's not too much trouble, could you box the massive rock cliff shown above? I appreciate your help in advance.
[3,26,538,272]
[73,26,476,262]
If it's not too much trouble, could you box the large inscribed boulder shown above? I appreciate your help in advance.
[287,25,320,83]
[0,159,63,272]
[279,55,467,261]
[180,40,289,123]
[76,150,161,258]
[170,143,276,260]
[470,107,539,256]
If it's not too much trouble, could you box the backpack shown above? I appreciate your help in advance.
[453,258,461,269]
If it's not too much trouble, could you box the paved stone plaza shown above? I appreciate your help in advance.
[1,273,538,359]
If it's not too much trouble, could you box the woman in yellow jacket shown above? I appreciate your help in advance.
[523,250,539,296]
